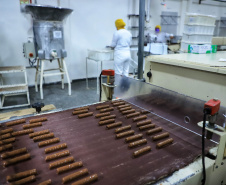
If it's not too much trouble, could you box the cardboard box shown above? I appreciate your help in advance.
[188,44,217,54]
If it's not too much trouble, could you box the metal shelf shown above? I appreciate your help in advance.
[0,84,27,88]
[160,13,180,26]
[128,14,140,17]
[0,66,25,73]
[220,19,226,28]
[0,86,28,95]
[128,14,151,18]
[129,26,151,29]
[128,14,148,19]
[0,66,30,109]
[160,15,180,17]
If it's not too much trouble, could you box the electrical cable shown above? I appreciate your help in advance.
[202,108,211,185]
[201,111,207,185]
[29,58,37,67]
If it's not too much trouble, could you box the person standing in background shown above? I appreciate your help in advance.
[155,25,174,43]
[111,19,132,77]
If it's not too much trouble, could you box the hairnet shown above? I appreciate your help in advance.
[115,19,126,30]
[155,25,161,31]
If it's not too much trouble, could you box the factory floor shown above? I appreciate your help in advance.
[0,79,99,115]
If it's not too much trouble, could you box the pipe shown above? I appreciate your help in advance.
[57,0,60,6]
[146,0,151,22]
[138,0,145,79]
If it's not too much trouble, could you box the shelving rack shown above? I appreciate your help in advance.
[0,66,30,109]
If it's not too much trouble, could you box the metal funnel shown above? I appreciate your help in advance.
[25,4,73,21]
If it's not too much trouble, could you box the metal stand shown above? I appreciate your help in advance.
[101,83,116,101]
[35,58,71,99]
[196,121,226,185]
[0,66,30,109]
[198,121,226,167]
[86,57,103,94]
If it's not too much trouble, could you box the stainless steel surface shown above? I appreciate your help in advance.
[25,5,73,60]
[114,74,225,141]
[33,21,66,59]
[138,0,145,79]
[25,4,73,21]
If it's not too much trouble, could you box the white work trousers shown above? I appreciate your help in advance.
[114,50,131,77]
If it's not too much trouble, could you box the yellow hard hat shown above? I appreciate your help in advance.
[115,19,126,30]
[155,25,161,32]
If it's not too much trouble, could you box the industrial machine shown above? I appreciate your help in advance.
[24,4,72,60]
[23,4,73,99]
[0,75,225,185]
[114,75,226,185]
[144,51,226,107]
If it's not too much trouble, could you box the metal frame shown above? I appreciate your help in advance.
[101,83,116,101]
[158,121,226,185]
[160,15,179,25]
[86,57,103,94]
[35,58,71,99]
[160,11,179,35]
[0,66,30,109]
[198,122,226,166]
[220,19,226,28]
[0,91,30,109]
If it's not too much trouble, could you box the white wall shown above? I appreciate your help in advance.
[0,1,32,85]
[0,0,130,85]
[1,0,226,86]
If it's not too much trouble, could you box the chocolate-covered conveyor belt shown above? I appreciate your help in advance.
[0,75,224,185]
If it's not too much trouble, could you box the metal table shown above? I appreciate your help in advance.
[86,50,114,94]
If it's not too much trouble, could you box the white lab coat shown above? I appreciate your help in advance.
[155,32,173,43]
[111,29,132,77]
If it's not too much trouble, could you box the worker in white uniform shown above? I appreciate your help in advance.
[111,19,132,77]
[154,25,174,43]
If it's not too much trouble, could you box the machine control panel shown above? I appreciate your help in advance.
[23,42,36,59]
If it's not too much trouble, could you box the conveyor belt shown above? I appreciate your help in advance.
[0,100,215,185]
[114,74,225,142]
